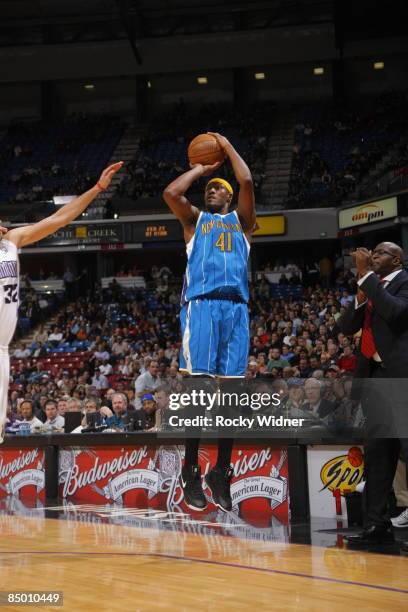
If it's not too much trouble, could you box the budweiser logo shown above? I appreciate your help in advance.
[60,447,149,497]
[59,445,281,514]
[0,449,39,480]
[232,448,272,478]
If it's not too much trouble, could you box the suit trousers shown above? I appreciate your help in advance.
[363,363,408,527]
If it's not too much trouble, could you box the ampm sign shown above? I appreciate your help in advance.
[338,197,398,230]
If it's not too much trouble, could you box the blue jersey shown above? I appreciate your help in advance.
[184,210,250,303]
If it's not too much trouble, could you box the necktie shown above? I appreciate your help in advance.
[360,278,385,359]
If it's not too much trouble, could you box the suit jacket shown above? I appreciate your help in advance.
[302,398,336,420]
[337,269,408,378]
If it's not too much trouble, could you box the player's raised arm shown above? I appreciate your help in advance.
[163,162,221,229]
[6,162,123,248]
[207,132,256,234]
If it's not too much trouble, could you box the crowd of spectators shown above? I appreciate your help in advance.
[15,279,61,338]
[2,93,408,217]
[0,113,124,209]
[6,254,364,436]
[115,101,270,203]
[287,91,408,208]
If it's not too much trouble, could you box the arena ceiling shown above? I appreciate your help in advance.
[2,1,404,51]
[0,1,333,45]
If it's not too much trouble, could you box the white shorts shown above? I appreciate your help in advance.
[0,346,10,427]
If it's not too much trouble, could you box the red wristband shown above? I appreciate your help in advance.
[96,181,106,191]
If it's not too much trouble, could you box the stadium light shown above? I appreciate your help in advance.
[313,67,324,75]
[197,77,208,85]
[147,81,152,88]
[374,61,384,70]
[255,72,265,80]
[84,84,95,90]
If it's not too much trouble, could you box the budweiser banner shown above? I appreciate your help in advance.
[0,448,45,502]
[307,445,364,519]
[59,444,289,525]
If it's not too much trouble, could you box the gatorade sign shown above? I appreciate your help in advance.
[307,445,364,519]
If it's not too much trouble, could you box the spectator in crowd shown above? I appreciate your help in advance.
[92,342,110,362]
[154,386,170,429]
[135,393,158,430]
[13,343,31,359]
[71,398,106,433]
[302,378,335,424]
[67,398,82,412]
[99,359,113,376]
[283,378,305,417]
[267,348,290,372]
[48,326,64,346]
[15,400,43,432]
[57,397,69,417]
[105,393,129,430]
[340,290,353,307]
[337,345,357,373]
[134,360,161,408]
[91,370,109,390]
[44,399,65,430]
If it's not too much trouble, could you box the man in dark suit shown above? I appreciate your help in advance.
[338,242,408,546]
[302,377,336,423]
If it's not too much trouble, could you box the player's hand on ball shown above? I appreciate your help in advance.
[189,160,224,176]
[207,132,231,152]
[96,161,124,190]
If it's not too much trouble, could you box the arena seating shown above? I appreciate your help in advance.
[1,95,407,217]
[101,276,146,289]
[7,256,352,400]
[0,114,124,216]
[114,102,270,208]
[287,91,408,208]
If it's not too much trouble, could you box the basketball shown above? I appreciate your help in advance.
[347,446,363,468]
[188,133,225,166]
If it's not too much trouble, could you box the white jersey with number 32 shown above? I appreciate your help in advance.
[0,239,19,347]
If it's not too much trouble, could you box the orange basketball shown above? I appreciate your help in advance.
[188,133,224,166]
[347,446,363,467]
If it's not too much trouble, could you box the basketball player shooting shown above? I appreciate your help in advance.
[0,161,123,442]
[163,132,256,511]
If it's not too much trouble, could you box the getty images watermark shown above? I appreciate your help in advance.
[166,389,306,430]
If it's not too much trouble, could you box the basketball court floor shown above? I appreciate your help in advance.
[0,500,407,611]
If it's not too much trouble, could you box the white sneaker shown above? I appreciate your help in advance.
[391,508,408,528]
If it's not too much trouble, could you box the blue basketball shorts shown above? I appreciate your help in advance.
[179,299,249,377]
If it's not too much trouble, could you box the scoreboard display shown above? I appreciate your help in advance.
[144,224,173,239]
